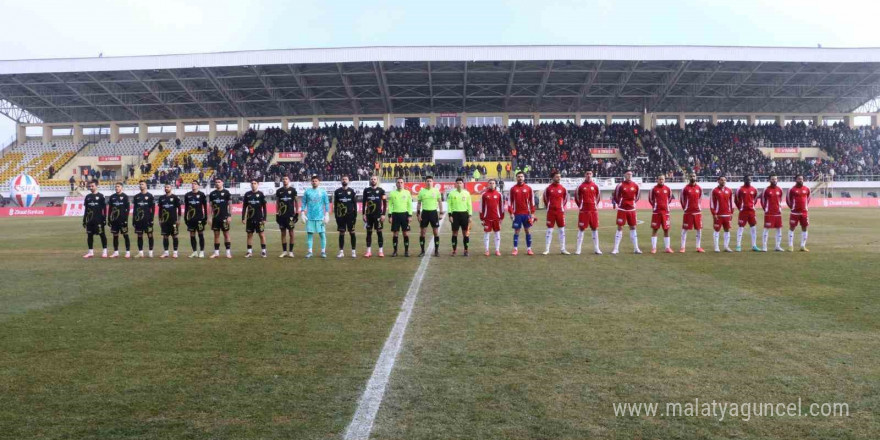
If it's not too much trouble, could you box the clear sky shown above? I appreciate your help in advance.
[2,0,879,143]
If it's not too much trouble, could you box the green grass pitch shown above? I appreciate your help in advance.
[0,209,878,439]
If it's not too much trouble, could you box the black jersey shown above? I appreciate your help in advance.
[184,191,208,222]
[276,186,298,218]
[83,192,106,225]
[333,186,358,218]
[157,194,182,224]
[362,186,386,216]
[132,192,155,224]
[242,190,267,222]
[107,192,130,224]
[209,189,232,220]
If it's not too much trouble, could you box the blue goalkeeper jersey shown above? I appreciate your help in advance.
[303,187,329,219]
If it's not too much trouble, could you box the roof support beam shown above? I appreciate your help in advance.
[821,66,880,112]
[9,76,76,122]
[83,72,142,119]
[289,64,324,115]
[373,62,393,114]
[253,66,295,116]
[534,60,554,110]
[462,61,469,111]
[167,69,214,118]
[127,71,181,119]
[202,68,245,117]
[648,60,688,111]
[0,97,43,123]
[47,73,116,121]
[502,61,517,112]
[571,60,601,112]
[336,63,361,115]
[427,61,434,113]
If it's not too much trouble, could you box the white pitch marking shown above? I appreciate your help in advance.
[342,214,444,440]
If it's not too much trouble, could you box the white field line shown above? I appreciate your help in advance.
[341,214,443,440]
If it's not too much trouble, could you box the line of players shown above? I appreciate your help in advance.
[80,169,812,259]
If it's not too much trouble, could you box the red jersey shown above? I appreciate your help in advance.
[786,185,811,214]
[680,184,703,214]
[710,186,734,216]
[649,184,672,213]
[735,185,759,212]
[542,182,568,212]
[761,185,784,216]
[613,180,640,211]
[575,181,600,212]
[480,189,505,221]
[508,183,535,215]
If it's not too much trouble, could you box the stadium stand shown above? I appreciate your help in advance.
[84,138,161,157]
[0,140,85,184]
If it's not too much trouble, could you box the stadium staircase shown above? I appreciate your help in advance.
[326,137,338,162]
[655,135,682,172]
[130,141,171,184]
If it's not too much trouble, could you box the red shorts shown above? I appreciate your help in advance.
[578,211,599,230]
[616,210,637,227]
[764,215,783,229]
[650,212,670,231]
[546,210,565,228]
[713,215,732,232]
[738,211,757,227]
[789,213,809,229]
[482,219,501,232]
[682,213,702,230]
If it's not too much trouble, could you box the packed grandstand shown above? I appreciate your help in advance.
[1,45,880,201]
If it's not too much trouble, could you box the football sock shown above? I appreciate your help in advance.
[724,231,730,248]
[613,230,622,251]
[319,232,326,251]
[113,235,119,251]
[138,236,144,251]
[377,231,384,248]
[484,232,491,251]
[762,229,769,249]
[463,235,469,251]
[750,226,757,247]
[526,233,532,248]
[681,230,688,249]
[339,233,345,250]
[788,230,795,247]
[801,231,809,247]
[545,229,553,251]
[87,233,94,250]
[433,235,439,251]
[495,231,501,251]
[307,233,314,251]
[737,228,744,247]
[350,232,356,250]
[366,229,373,247]
[172,236,178,251]
[191,236,198,251]
[664,236,670,249]
[558,228,565,250]
[393,236,398,252]
[452,235,458,251]
[99,232,107,248]
[123,234,130,251]
[420,236,426,252]
[695,230,702,249]
[577,230,585,252]
[163,237,169,251]
[149,236,155,250]
[630,229,638,249]
[651,236,657,249]
[513,233,519,248]
[403,236,409,252]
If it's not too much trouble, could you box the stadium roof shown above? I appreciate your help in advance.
[2,45,880,124]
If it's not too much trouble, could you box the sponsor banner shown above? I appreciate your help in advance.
[98,156,122,164]
[590,148,618,155]
[814,197,880,208]
[439,113,458,117]
[774,147,799,154]
[0,206,65,217]
[276,152,304,162]
[63,196,85,216]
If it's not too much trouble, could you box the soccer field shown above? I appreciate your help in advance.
[1,209,878,439]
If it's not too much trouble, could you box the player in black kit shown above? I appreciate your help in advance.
[276,175,299,258]
[209,178,232,258]
[107,182,131,258]
[333,175,358,258]
[132,180,155,258]
[184,181,208,258]
[242,179,268,258]
[156,183,182,258]
[82,180,108,258]
[362,174,386,258]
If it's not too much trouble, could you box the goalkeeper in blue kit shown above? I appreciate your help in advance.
[303,175,330,258]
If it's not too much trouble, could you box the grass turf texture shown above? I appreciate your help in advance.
[1,209,878,439]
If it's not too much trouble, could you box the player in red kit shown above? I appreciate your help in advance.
[761,174,785,252]
[710,176,735,252]
[786,174,811,252]
[508,171,536,255]
[575,170,602,255]
[480,179,505,256]
[679,172,705,253]
[542,171,570,255]
[735,175,761,252]
[612,170,642,254]
[648,175,673,254]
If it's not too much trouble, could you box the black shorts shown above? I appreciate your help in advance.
[246,220,265,234]
[160,222,178,236]
[391,213,410,232]
[450,212,471,232]
[419,210,440,229]
[84,222,105,235]
[277,215,297,230]
[336,214,357,232]
[186,220,206,232]
[211,216,230,232]
[134,222,153,234]
[365,214,383,231]
[110,221,129,235]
